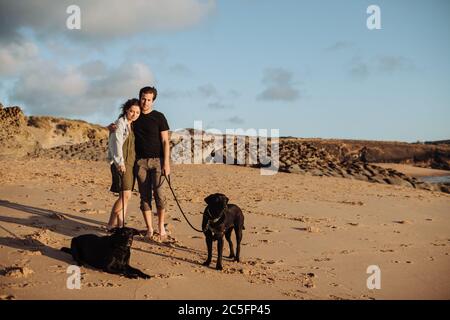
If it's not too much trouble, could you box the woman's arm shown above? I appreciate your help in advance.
[109,118,127,171]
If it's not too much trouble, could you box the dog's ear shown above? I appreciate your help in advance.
[219,194,229,206]
[204,194,215,205]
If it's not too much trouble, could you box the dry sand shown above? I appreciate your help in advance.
[0,159,449,300]
[374,163,450,178]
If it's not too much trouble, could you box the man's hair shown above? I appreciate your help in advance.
[119,98,140,119]
[139,86,157,101]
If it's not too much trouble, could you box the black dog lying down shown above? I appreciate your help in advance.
[202,193,245,270]
[61,227,150,279]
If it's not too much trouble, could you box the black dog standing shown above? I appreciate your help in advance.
[61,227,150,279]
[202,193,245,270]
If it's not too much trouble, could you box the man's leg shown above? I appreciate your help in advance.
[150,158,168,239]
[157,207,166,237]
[142,210,153,237]
[136,159,154,238]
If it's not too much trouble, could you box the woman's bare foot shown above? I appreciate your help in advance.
[145,228,154,241]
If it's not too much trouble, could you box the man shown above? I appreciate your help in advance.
[134,86,171,241]
[109,86,171,241]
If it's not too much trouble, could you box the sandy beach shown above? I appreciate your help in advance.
[1,159,449,300]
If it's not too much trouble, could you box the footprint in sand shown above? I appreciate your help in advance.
[391,260,413,264]
[86,280,122,288]
[264,228,280,233]
[295,226,321,233]
[301,272,316,288]
[1,266,34,278]
[153,273,184,279]
[314,257,332,262]
[393,220,413,225]
[17,249,42,256]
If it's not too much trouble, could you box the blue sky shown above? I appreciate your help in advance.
[1,0,449,142]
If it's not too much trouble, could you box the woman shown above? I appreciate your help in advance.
[106,98,140,230]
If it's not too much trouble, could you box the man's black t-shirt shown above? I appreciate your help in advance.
[133,110,169,159]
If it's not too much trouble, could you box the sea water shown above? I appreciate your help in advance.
[419,176,450,184]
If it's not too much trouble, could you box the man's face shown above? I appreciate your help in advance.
[140,93,154,112]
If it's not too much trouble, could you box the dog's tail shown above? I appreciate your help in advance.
[60,247,71,254]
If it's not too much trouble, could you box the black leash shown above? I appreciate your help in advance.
[164,174,206,233]
[120,172,125,228]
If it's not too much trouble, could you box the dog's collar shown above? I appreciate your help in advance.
[206,206,226,224]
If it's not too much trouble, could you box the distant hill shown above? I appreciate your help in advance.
[0,104,107,159]
[424,140,450,145]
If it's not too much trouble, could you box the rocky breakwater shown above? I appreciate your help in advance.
[278,140,449,193]
[169,133,449,193]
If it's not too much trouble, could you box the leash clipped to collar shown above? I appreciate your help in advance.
[164,174,208,233]
[205,206,226,224]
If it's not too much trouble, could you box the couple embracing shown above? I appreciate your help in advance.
[106,86,171,242]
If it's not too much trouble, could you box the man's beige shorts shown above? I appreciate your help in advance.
[135,158,167,211]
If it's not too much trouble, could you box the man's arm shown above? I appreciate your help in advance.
[160,130,170,176]
[107,123,117,133]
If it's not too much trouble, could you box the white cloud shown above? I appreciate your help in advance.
[198,84,218,98]
[0,0,216,43]
[257,68,300,102]
[10,59,154,119]
[376,55,414,74]
[348,55,414,79]
[0,41,39,75]
[227,116,245,124]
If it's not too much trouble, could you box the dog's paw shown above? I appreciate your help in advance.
[202,260,211,267]
[141,274,151,279]
[216,265,223,271]
[234,257,240,262]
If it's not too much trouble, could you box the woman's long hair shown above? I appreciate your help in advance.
[118,98,140,119]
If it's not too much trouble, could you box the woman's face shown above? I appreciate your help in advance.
[126,105,140,122]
